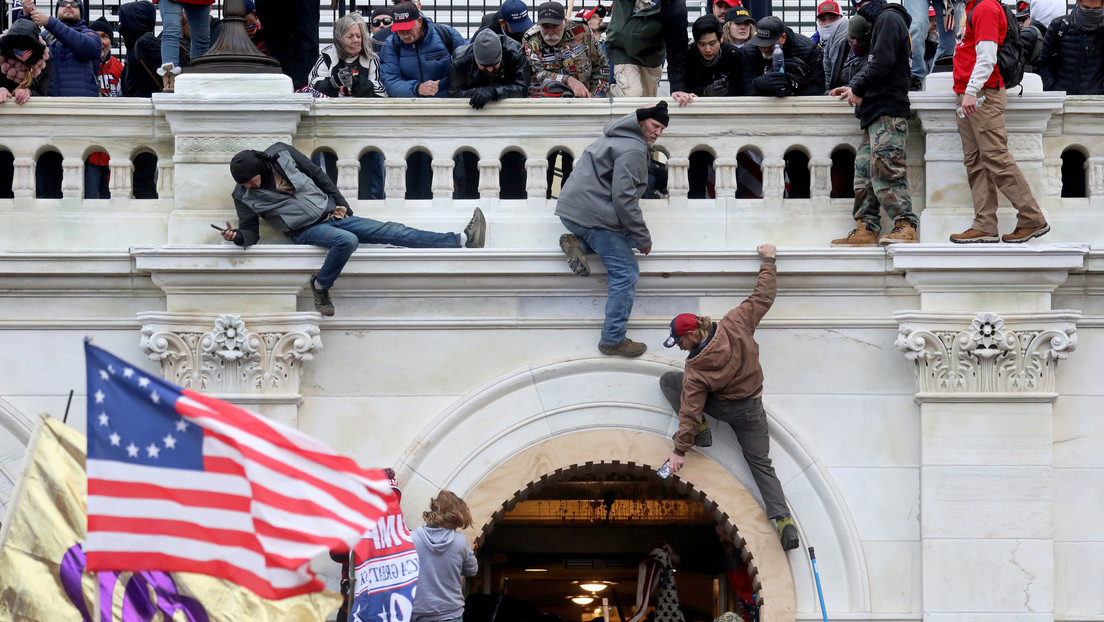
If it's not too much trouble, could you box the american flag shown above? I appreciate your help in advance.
[83,342,396,600]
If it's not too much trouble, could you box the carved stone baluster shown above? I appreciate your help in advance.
[385,159,407,198]
[157,159,174,198]
[478,158,501,199]
[1088,156,1104,198]
[13,156,34,199]
[1042,157,1063,197]
[667,157,689,200]
[109,158,133,198]
[762,157,786,199]
[432,158,454,199]
[62,157,83,199]
[809,156,832,199]
[336,158,359,199]
[525,157,547,199]
[713,157,738,198]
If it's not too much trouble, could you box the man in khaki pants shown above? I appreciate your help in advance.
[949,0,1049,244]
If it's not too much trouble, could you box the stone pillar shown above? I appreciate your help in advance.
[385,158,407,201]
[525,157,547,200]
[110,158,133,198]
[714,157,738,199]
[809,156,832,199]
[336,158,359,199]
[1043,157,1063,197]
[157,158,175,199]
[667,156,689,200]
[890,244,1086,622]
[62,157,83,199]
[138,312,321,426]
[13,156,34,199]
[478,158,501,199]
[431,158,454,200]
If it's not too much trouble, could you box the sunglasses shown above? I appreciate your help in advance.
[372,18,393,26]
[57,0,82,7]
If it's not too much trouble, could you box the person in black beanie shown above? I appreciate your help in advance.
[554,102,668,357]
[221,142,488,317]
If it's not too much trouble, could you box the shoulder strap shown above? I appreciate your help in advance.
[434,23,455,50]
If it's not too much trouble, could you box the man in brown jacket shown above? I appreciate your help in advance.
[659,243,799,551]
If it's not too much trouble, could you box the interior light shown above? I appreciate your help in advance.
[571,596,595,605]
[524,568,548,572]
[580,583,608,592]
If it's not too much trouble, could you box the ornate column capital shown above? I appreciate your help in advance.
[894,310,1079,402]
[137,312,321,398]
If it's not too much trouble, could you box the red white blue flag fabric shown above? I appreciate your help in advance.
[83,342,396,600]
[350,484,419,622]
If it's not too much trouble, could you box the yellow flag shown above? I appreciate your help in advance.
[0,416,342,621]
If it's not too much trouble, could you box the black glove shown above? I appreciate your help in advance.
[703,75,729,97]
[469,89,495,109]
[754,71,791,96]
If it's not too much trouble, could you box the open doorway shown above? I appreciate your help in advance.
[469,463,760,622]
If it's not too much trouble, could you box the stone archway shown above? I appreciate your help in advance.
[394,356,872,621]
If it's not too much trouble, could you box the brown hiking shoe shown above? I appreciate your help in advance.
[949,228,999,244]
[598,338,647,357]
[830,222,879,247]
[1002,222,1050,243]
[559,233,591,276]
[310,276,335,317]
[880,219,918,245]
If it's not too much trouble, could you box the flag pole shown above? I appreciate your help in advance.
[91,570,101,622]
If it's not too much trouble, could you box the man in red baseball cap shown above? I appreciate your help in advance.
[659,242,800,551]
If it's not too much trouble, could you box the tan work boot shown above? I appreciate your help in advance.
[1002,222,1050,243]
[879,218,918,245]
[598,338,647,357]
[830,222,879,247]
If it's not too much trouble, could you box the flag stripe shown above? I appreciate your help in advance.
[88,455,249,494]
[88,478,253,513]
[88,493,252,531]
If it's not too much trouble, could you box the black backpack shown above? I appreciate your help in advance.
[967,0,1026,89]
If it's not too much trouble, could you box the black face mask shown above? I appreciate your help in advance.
[1074,5,1104,30]
[857,0,887,22]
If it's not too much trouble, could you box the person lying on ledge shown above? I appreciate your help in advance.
[221,142,486,317]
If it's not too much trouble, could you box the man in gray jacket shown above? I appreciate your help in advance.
[556,102,668,357]
[222,143,486,317]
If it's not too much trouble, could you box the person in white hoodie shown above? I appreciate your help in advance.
[412,491,479,622]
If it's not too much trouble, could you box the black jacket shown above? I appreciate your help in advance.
[1036,15,1104,95]
[683,42,744,96]
[448,33,531,101]
[118,1,162,97]
[849,2,912,128]
[742,27,824,96]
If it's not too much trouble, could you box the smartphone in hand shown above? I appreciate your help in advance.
[210,223,227,232]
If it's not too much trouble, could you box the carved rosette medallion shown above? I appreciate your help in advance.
[139,314,321,395]
[896,312,1077,394]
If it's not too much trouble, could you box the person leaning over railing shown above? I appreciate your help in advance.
[379,1,466,98]
[671,14,745,107]
[448,29,531,109]
[522,1,610,97]
[308,13,386,98]
[0,18,52,105]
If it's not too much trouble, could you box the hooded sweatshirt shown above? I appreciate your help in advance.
[673,260,776,454]
[848,0,912,128]
[118,1,162,97]
[411,526,478,622]
[554,113,653,250]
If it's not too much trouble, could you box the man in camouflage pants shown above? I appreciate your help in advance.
[828,0,918,246]
[522,1,610,97]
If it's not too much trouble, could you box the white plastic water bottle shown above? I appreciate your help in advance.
[656,460,672,479]
[771,43,785,73]
[956,95,987,118]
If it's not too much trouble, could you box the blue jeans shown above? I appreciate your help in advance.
[560,218,640,347]
[159,0,212,67]
[906,0,955,80]
[84,163,110,199]
[293,216,460,289]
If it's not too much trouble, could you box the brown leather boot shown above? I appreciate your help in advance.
[598,338,647,357]
[830,222,879,247]
[879,218,918,245]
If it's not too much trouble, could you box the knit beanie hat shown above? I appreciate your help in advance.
[90,16,114,46]
[847,14,871,40]
[636,101,670,127]
[230,150,266,184]
[473,29,503,65]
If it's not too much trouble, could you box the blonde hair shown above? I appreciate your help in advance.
[422,490,473,530]
[682,315,713,348]
[333,12,377,64]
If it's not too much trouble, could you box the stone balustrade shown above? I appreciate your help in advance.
[0,76,1103,251]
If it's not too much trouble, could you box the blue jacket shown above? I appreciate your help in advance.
[44,16,100,96]
[380,17,465,97]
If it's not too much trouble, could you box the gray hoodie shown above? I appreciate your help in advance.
[411,526,478,621]
[554,113,653,250]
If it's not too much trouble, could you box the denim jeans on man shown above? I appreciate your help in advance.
[294,217,460,289]
[560,217,640,347]
[158,0,211,67]
[906,0,955,80]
